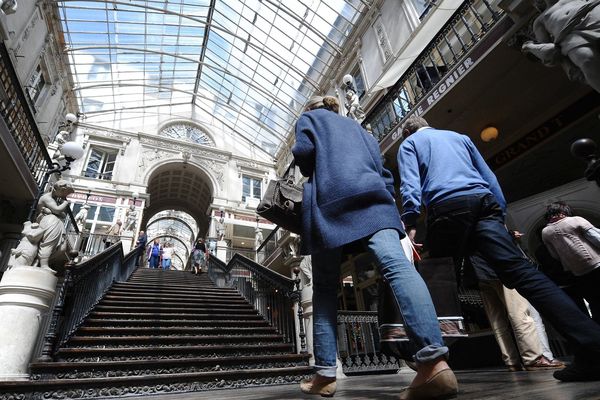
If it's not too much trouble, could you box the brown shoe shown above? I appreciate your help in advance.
[398,368,458,400]
[300,375,336,397]
[525,356,566,371]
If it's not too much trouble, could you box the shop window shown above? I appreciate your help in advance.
[242,175,262,203]
[83,147,117,180]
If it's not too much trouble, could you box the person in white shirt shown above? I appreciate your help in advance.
[161,243,174,270]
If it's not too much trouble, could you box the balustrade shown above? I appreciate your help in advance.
[208,254,304,353]
[364,0,504,141]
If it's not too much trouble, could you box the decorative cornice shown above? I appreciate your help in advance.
[139,137,229,161]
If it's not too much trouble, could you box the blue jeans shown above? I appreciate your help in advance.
[149,255,160,268]
[426,193,600,364]
[312,228,448,378]
[162,259,171,270]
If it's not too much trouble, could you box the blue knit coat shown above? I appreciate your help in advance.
[292,109,404,255]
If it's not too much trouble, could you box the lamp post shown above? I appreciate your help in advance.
[571,138,600,187]
[27,141,84,222]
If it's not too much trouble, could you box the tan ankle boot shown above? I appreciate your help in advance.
[398,368,458,400]
[300,375,337,397]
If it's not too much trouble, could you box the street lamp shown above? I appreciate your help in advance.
[571,138,600,187]
[27,141,85,221]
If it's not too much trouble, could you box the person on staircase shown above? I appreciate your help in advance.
[192,239,208,275]
[161,242,174,270]
[293,95,457,399]
[148,239,161,269]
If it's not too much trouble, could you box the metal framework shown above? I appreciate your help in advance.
[57,0,366,156]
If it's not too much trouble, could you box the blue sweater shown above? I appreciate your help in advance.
[398,127,506,226]
[292,109,404,255]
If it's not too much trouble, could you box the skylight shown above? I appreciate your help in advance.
[58,0,365,156]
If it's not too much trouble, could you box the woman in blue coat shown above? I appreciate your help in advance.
[293,96,457,399]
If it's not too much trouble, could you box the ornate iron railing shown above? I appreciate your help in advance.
[207,254,305,353]
[337,311,402,374]
[363,0,505,141]
[35,243,142,360]
[0,43,51,188]
[0,42,79,235]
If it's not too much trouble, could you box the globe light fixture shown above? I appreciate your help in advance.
[480,126,499,142]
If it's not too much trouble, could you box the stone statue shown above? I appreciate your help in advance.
[522,0,600,93]
[36,179,74,270]
[254,227,264,250]
[123,204,138,232]
[342,75,366,121]
[299,255,313,286]
[74,204,90,231]
[215,215,225,241]
[51,133,68,162]
[7,221,45,269]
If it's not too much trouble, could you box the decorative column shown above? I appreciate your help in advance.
[0,266,57,380]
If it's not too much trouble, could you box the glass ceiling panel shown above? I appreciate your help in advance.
[58,0,366,156]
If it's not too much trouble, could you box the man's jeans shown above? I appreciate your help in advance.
[312,228,448,377]
[426,193,600,363]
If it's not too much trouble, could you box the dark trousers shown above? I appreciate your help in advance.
[426,193,600,364]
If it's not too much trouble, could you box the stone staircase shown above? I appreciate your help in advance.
[0,268,311,399]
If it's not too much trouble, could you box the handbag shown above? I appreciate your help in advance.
[257,160,303,234]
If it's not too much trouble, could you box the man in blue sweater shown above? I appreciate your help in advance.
[398,115,600,382]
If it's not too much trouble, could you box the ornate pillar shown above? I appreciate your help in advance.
[0,266,57,380]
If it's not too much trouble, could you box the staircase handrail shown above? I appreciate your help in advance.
[207,253,306,353]
[35,243,143,361]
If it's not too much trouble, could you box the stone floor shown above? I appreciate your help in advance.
[121,368,600,400]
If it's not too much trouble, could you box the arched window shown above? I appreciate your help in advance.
[159,123,215,146]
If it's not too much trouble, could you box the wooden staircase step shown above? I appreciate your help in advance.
[0,366,313,399]
[99,300,252,308]
[103,292,246,301]
[30,354,310,379]
[66,334,285,347]
[76,326,277,336]
[56,343,296,361]
[88,311,264,320]
[92,305,258,314]
[110,283,236,294]
[83,318,270,327]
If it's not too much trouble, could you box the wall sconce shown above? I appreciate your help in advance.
[480,126,499,142]
[132,191,139,205]
[571,138,600,187]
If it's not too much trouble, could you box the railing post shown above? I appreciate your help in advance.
[292,266,307,353]
[37,255,76,362]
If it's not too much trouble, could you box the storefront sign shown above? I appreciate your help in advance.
[489,91,600,170]
[381,17,512,152]
[69,192,117,204]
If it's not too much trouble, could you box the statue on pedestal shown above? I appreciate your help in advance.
[123,205,138,232]
[215,215,225,241]
[74,204,90,231]
[522,0,600,93]
[342,75,366,121]
[254,227,264,250]
[7,222,45,269]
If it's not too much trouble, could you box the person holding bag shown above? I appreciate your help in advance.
[293,96,457,399]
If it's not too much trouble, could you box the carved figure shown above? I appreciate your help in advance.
[7,221,46,269]
[342,75,366,121]
[36,180,74,270]
[74,204,90,231]
[254,227,264,250]
[51,133,68,162]
[215,215,225,241]
[123,205,138,232]
[299,255,313,286]
[522,0,600,93]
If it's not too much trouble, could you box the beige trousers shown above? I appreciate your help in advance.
[479,280,542,366]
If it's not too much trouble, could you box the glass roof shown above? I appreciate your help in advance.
[58,0,366,156]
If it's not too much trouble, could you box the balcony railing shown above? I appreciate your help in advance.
[0,43,52,188]
[363,0,505,143]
